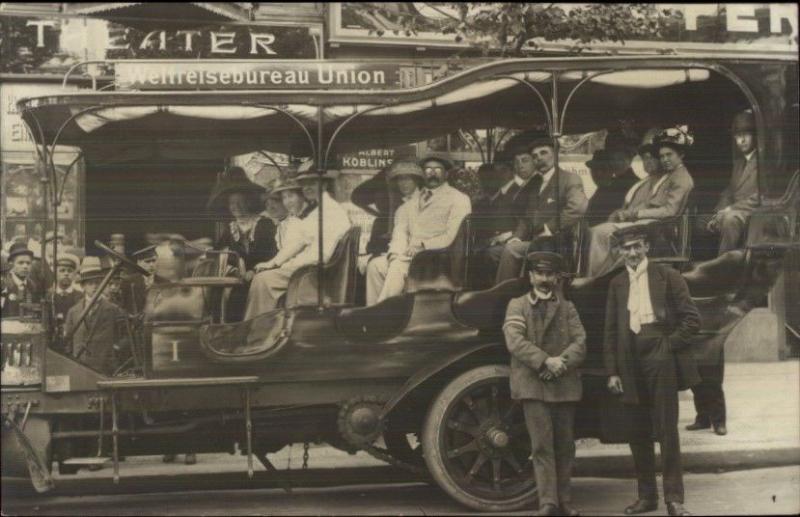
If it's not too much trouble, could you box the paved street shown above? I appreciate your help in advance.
[4,466,799,516]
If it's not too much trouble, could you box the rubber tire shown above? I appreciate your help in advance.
[421,364,537,512]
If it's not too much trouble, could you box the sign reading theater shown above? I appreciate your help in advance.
[116,61,402,90]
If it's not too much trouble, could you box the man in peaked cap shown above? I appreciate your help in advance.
[2,242,42,318]
[494,130,588,283]
[64,257,130,375]
[503,251,586,516]
[704,109,759,254]
[120,244,167,315]
[603,223,700,517]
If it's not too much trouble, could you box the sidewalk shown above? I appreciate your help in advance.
[62,361,800,480]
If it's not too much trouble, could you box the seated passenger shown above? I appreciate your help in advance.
[213,167,278,279]
[49,253,82,345]
[366,156,472,305]
[494,133,589,283]
[244,172,352,317]
[584,147,639,226]
[65,257,130,375]
[1,242,41,318]
[704,110,759,253]
[351,165,393,260]
[586,126,695,277]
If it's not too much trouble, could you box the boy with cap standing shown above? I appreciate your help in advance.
[503,251,586,516]
[65,257,130,375]
[603,223,700,516]
[2,243,42,318]
[48,253,82,346]
[120,244,164,315]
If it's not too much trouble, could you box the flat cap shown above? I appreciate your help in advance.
[526,251,563,272]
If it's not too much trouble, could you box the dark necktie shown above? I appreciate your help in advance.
[420,189,433,208]
[505,182,521,201]
[528,174,544,208]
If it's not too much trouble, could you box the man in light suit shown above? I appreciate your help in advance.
[705,109,759,254]
[604,224,700,517]
[366,157,471,305]
[503,251,586,516]
[587,126,695,278]
[494,134,588,283]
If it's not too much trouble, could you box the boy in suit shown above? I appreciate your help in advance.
[48,253,82,347]
[1,243,41,318]
[503,251,586,516]
[603,224,700,516]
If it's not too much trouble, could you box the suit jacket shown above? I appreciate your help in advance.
[1,272,41,318]
[503,293,587,402]
[473,179,529,241]
[120,272,168,315]
[65,297,129,375]
[586,169,639,225]
[715,153,759,213]
[603,262,701,405]
[388,184,471,255]
[623,165,694,220]
[50,287,82,321]
[280,193,352,272]
[513,168,588,240]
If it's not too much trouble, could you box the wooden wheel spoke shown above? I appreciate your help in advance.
[461,394,485,423]
[467,452,489,480]
[489,385,501,420]
[491,458,502,490]
[501,400,521,424]
[446,439,479,459]
[447,418,480,437]
[502,451,525,474]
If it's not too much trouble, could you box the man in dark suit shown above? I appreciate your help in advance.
[585,148,640,226]
[1,243,41,318]
[494,133,588,283]
[48,253,82,348]
[65,257,130,375]
[503,251,586,516]
[603,224,700,517]
[120,244,164,315]
[705,109,760,254]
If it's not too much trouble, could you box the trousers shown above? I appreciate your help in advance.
[365,255,411,306]
[626,325,684,504]
[691,362,726,426]
[522,400,576,508]
[243,267,294,319]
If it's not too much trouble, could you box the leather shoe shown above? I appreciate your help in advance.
[685,421,710,431]
[624,499,658,514]
[560,505,581,516]
[667,502,692,516]
[713,423,727,436]
[537,503,560,516]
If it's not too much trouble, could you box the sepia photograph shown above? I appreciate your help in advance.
[1,2,798,516]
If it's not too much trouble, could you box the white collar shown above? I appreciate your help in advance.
[527,289,556,305]
[402,189,419,203]
[10,271,27,289]
[744,150,756,162]
[537,168,556,190]
[626,257,649,278]
[56,285,75,295]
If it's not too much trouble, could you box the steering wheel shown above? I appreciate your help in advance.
[95,240,149,276]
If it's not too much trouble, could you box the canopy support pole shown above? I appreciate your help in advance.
[317,107,325,310]
[550,72,562,253]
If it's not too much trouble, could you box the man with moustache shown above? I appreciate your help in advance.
[366,156,471,304]
[603,223,700,517]
[494,134,588,283]
[503,251,586,516]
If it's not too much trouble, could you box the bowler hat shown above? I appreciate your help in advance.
[386,160,424,182]
[78,256,107,283]
[611,223,656,247]
[503,130,553,157]
[731,109,755,134]
[526,251,563,272]
[132,244,158,261]
[207,167,264,209]
[8,242,34,261]
[55,253,80,270]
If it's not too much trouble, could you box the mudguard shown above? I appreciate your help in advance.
[380,341,506,418]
